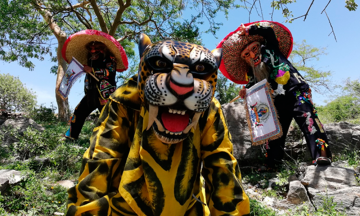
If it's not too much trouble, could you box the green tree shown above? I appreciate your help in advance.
[0,73,37,113]
[318,78,360,123]
[289,40,332,93]
[1,0,238,121]
[215,73,242,104]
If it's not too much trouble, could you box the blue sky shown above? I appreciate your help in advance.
[1,0,359,111]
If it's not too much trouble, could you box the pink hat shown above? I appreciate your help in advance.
[62,29,128,72]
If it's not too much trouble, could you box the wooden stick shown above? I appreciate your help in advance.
[87,72,99,82]
[230,95,241,103]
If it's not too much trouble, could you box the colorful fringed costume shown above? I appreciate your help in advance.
[217,21,332,167]
[66,34,250,216]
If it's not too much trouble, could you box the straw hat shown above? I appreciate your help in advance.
[216,20,293,84]
[61,29,128,72]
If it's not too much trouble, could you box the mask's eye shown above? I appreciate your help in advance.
[242,52,250,59]
[195,64,205,72]
[252,45,258,52]
[156,59,167,68]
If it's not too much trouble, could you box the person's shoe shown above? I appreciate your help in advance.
[315,157,331,166]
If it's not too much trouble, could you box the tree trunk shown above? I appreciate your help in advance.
[55,35,70,122]
[32,0,70,122]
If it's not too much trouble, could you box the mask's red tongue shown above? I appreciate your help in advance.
[161,112,189,132]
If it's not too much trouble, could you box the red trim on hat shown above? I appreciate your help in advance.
[61,29,129,72]
[216,20,293,84]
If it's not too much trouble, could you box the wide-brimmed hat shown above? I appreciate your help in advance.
[216,20,293,84]
[62,29,128,72]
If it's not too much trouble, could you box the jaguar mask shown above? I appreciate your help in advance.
[138,34,222,144]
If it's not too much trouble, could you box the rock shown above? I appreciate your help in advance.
[24,156,50,167]
[288,174,298,182]
[221,102,262,164]
[286,180,310,204]
[325,122,360,152]
[332,160,351,168]
[0,169,26,192]
[0,118,45,150]
[268,177,280,189]
[55,180,75,189]
[0,169,26,184]
[301,166,358,192]
[0,178,9,193]
[311,187,360,216]
[263,196,275,207]
[245,188,262,200]
[1,117,45,133]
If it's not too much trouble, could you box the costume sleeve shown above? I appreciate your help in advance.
[248,25,280,52]
[249,25,291,86]
[66,99,131,216]
[200,99,250,216]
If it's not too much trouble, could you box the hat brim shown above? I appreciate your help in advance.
[217,20,293,84]
[62,29,128,72]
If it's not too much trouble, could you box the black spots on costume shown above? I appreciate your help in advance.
[174,136,200,205]
[111,196,138,215]
[204,152,244,212]
[202,109,225,152]
[123,175,154,215]
[88,159,110,175]
[123,162,165,216]
[67,186,78,208]
[124,157,142,171]
[185,199,205,216]
[66,205,77,216]
[141,129,176,171]
[95,196,111,216]
[143,161,166,216]
[96,102,111,126]
[198,108,210,133]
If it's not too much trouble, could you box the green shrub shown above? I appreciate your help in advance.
[0,171,67,215]
[0,74,37,113]
[317,95,360,123]
[28,103,58,123]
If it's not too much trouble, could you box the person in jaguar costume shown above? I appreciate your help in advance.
[217,20,332,168]
[62,30,128,140]
[66,34,250,216]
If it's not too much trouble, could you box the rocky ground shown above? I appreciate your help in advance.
[222,102,360,215]
[1,104,360,215]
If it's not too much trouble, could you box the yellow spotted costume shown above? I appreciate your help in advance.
[66,34,250,216]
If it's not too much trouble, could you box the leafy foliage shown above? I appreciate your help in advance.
[0,0,53,70]
[317,78,360,123]
[215,73,242,104]
[289,40,332,93]
[0,73,37,113]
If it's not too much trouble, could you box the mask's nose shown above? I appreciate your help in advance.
[250,51,256,58]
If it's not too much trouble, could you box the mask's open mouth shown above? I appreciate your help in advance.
[253,55,261,66]
[147,104,201,144]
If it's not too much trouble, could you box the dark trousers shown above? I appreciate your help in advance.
[67,89,104,139]
[266,91,332,167]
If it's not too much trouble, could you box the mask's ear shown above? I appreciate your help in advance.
[139,33,152,58]
[211,48,223,68]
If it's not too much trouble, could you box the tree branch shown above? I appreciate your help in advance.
[90,0,108,33]
[109,0,132,36]
[321,0,332,14]
[303,0,315,21]
[324,10,337,42]
[258,0,264,20]
[66,0,92,29]
[248,0,257,22]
